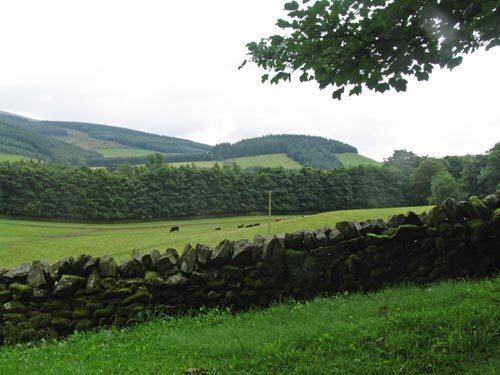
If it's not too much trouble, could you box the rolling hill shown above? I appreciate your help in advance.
[0,111,378,169]
[213,134,358,169]
[0,120,99,164]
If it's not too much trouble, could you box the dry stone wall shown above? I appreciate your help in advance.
[1,192,499,344]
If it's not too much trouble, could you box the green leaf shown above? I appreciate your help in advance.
[349,85,362,96]
[284,1,299,11]
[332,87,344,100]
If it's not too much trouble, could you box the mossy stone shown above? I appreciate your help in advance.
[50,317,74,331]
[28,313,52,328]
[74,319,93,331]
[0,289,12,303]
[2,313,25,323]
[390,225,427,242]
[86,300,104,312]
[72,309,90,319]
[144,271,165,286]
[346,254,363,274]
[9,283,32,300]
[2,301,28,313]
[103,288,133,298]
[94,306,115,319]
[123,291,152,305]
[53,274,86,297]
[221,266,245,281]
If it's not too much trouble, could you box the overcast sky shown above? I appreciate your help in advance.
[1,0,499,161]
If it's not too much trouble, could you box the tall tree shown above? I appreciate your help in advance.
[478,142,500,191]
[428,171,464,204]
[409,158,447,205]
[244,0,499,99]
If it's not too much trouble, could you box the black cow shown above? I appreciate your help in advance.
[170,226,179,232]
[245,224,254,228]
[214,227,222,231]
[253,223,261,227]
[237,224,244,229]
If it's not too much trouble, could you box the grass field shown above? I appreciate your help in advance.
[0,277,498,374]
[335,153,381,167]
[170,153,303,169]
[0,206,432,268]
[98,147,158,158]
[0,152,28,162]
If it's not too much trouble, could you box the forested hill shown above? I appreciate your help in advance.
[0,111,363,169]
[0,121,99,164]
[0,112,211,155]
[213,135,358,169]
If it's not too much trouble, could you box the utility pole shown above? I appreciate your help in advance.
[266,190,273,235]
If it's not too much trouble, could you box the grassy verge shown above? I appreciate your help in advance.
[0,206,431,267]
[0,278,498,374]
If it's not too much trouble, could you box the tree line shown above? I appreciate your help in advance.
[0,162,404,221]
[0,143,497,221]
[383,143,500,205]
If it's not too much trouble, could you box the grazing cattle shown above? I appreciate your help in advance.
[274,218,282,223]
[245,224,254,228]
[214,227,222,231]
[253,223,260,227]
[170,226,179,232]
[237,224,244,229]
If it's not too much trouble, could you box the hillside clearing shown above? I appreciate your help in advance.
[0,153,27,162]
[335,153,381,167]
[0,206,431,267]
[98,147,159,158]
[0,278,498,374]
[170,153,303,169]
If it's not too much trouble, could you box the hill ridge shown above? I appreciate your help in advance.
[0,111,376,169]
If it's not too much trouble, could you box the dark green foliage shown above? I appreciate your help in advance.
[213,134,357,169]
[409,159,447,205]
[383,147,499,204]
[0,162,404,221]
[0,121,98,164]
[245,0,499,98]
[479,143,500,192]
[428,171,464,204]
[384,150,420,176]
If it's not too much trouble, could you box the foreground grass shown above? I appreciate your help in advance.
[0,206,431,267]
[335,153,381,167]
[170,153,303,169]
[1,278,498,374]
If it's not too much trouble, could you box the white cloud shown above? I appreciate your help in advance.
[0,0,498,160]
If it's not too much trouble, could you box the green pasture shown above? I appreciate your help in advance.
[335,153,381,167]
[0,206,431,267]
[1,277,497,374]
